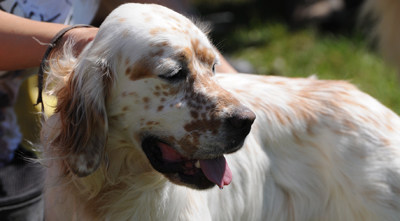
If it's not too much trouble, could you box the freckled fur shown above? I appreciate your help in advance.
[41,3,400,221]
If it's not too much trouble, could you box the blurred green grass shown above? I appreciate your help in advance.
[215,22,400,114]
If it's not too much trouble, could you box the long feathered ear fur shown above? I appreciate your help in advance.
[44,41,112,177]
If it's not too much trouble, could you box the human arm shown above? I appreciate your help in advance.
[0,10,98,71]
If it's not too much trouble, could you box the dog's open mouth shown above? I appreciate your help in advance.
[142,138,232,189]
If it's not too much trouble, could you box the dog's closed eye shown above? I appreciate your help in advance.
[159,67,187,82]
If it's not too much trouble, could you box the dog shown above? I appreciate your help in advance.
[41,3,400,220]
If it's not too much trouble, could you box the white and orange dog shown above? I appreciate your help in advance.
[41,3,400,220]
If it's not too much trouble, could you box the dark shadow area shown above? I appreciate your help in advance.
[194,0,365,53]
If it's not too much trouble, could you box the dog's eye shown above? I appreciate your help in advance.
[212,63,216,74]
[159,68,187,82]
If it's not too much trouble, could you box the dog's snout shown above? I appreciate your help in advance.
[228,106,256,131]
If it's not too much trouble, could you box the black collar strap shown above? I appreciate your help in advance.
[35,24,94,113]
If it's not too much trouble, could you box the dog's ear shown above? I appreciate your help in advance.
[53,60,112,177]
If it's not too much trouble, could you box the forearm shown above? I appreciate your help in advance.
[0,11,68,71]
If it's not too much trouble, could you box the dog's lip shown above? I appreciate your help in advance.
[141,137,232,189]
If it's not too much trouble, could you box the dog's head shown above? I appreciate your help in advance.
[45,3,255,189]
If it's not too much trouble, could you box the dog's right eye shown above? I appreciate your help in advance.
[159,68,187,82]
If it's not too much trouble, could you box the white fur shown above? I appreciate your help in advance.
[41,3,400,220]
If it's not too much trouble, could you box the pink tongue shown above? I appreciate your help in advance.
[200,156,232,189]
[158,142,233,188]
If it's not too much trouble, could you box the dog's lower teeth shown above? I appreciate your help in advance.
[194,160,200,168]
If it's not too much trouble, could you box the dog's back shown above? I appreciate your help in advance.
[220,73,400,220]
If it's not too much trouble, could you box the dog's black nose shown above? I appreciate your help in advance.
[228,106,256,131]
[222,106,256,153]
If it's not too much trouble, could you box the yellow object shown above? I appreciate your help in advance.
[15,75,56,148]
